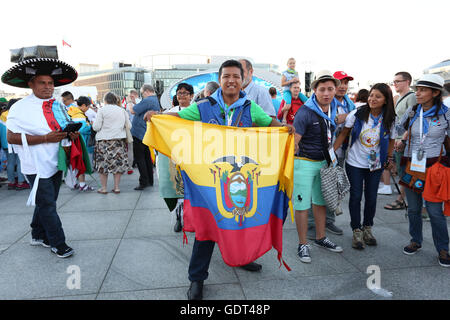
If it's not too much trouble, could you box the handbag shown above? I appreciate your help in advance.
[320,164,350,212]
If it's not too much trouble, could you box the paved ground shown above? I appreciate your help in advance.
[0,170,449,300]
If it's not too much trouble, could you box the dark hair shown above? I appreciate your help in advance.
[218,60,244,80]
[61,91,74,100]
[77,96,91,107]
[7,98,20,109]
[104,91,119,105]
[269,87,277,96]
[172,95,179,107]
[403,88,443,131]
[395,71,412,84]
[359,83,395,132]
[176,83,194,95]
[356,89,369,103]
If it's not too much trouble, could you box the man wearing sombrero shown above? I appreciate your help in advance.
[2,46,78,258]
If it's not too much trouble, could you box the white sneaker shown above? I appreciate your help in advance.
[377,185,392,195]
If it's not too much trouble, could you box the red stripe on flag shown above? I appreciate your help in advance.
[183,199,287,269]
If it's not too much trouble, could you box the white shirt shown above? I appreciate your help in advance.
[243,81,276,116]
[345,109,396,169]
[6,94,62,178]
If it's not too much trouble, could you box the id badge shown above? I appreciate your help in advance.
[368,150,381,172]
[411,150,427,173]
[329,148,338,168]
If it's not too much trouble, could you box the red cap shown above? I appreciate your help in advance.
[333,71,354,81]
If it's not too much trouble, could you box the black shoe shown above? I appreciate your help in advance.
[51,243,74,258]
[326,223,343,235]
[187,281,203,300]
[239,262,262,272]
[134,184,147,191]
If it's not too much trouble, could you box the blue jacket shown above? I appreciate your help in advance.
[196,95,253,128]
[131,95,160,140]
[350,108,389,165]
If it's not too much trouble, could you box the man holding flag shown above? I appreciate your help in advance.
[143,59,294,300]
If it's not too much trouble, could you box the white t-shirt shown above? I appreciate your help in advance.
[345,109,396,169]
[6,94,64,178]
[85,108,97,124]
[444,97,450,107]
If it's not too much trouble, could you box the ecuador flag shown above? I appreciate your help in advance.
[143,115,294,269]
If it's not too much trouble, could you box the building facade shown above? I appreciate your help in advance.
[73,66,150,102]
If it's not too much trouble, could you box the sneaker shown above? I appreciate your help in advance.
[51,244,74,258]
[73,183,79,190]
[15,182,30,190]
[30,238,50,248]
[314,237,343,253]
[362,226,377,246]
[79,184,95,192]
[307,226,316,241]
[8,183,16,190]
[352,229,365,250]
[298,244,311,263]
[326,223,343,235]
[377,185,392,195]
[127,170,134,175]
[438,250,450,267]
[403,242,422,255]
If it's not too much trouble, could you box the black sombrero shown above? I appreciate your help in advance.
[1,46,78,88]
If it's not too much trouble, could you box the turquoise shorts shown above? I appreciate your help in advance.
[293,158,327,211]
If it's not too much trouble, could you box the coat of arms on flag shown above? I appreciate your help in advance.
[143,115,294,269]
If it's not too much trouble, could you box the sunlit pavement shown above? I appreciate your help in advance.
[0,171,449,300]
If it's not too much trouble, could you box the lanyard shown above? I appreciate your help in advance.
[326,108,332,146]
[419,108,427,147]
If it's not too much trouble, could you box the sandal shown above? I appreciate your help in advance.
[111,189,120,194]
[97,189,108,194]
[384,199,406,210]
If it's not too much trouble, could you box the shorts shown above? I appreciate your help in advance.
[293,158,327,211]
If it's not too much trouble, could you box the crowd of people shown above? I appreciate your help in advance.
[1,52,450,300]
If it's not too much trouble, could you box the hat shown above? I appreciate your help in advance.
[333,71,354,81]
[1,46,77,88]
[413,74,445,91]
[311,70,340,89]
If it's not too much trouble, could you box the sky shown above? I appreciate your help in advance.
[1,0,449,95]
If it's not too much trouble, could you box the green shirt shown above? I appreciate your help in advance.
[178,100,273,127]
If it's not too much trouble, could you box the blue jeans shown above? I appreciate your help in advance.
[188,239,215,282]
[404,186,449,254]
[26,171,66,248]
[6,150,24,183]
[345,163,383,230]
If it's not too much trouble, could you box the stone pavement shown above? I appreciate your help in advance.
[0,171,449,300]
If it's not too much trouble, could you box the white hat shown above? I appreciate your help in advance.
[311,70,340,90]
[413,74,444,91]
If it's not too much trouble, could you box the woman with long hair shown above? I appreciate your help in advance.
[397,74,450,267]
[334,83,396,250]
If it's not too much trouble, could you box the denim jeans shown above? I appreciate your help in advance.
[6,150,24,183]
[26,171,66,248]
[404,186,449,254]
[345,163,383,230]
[188,239,215,282]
